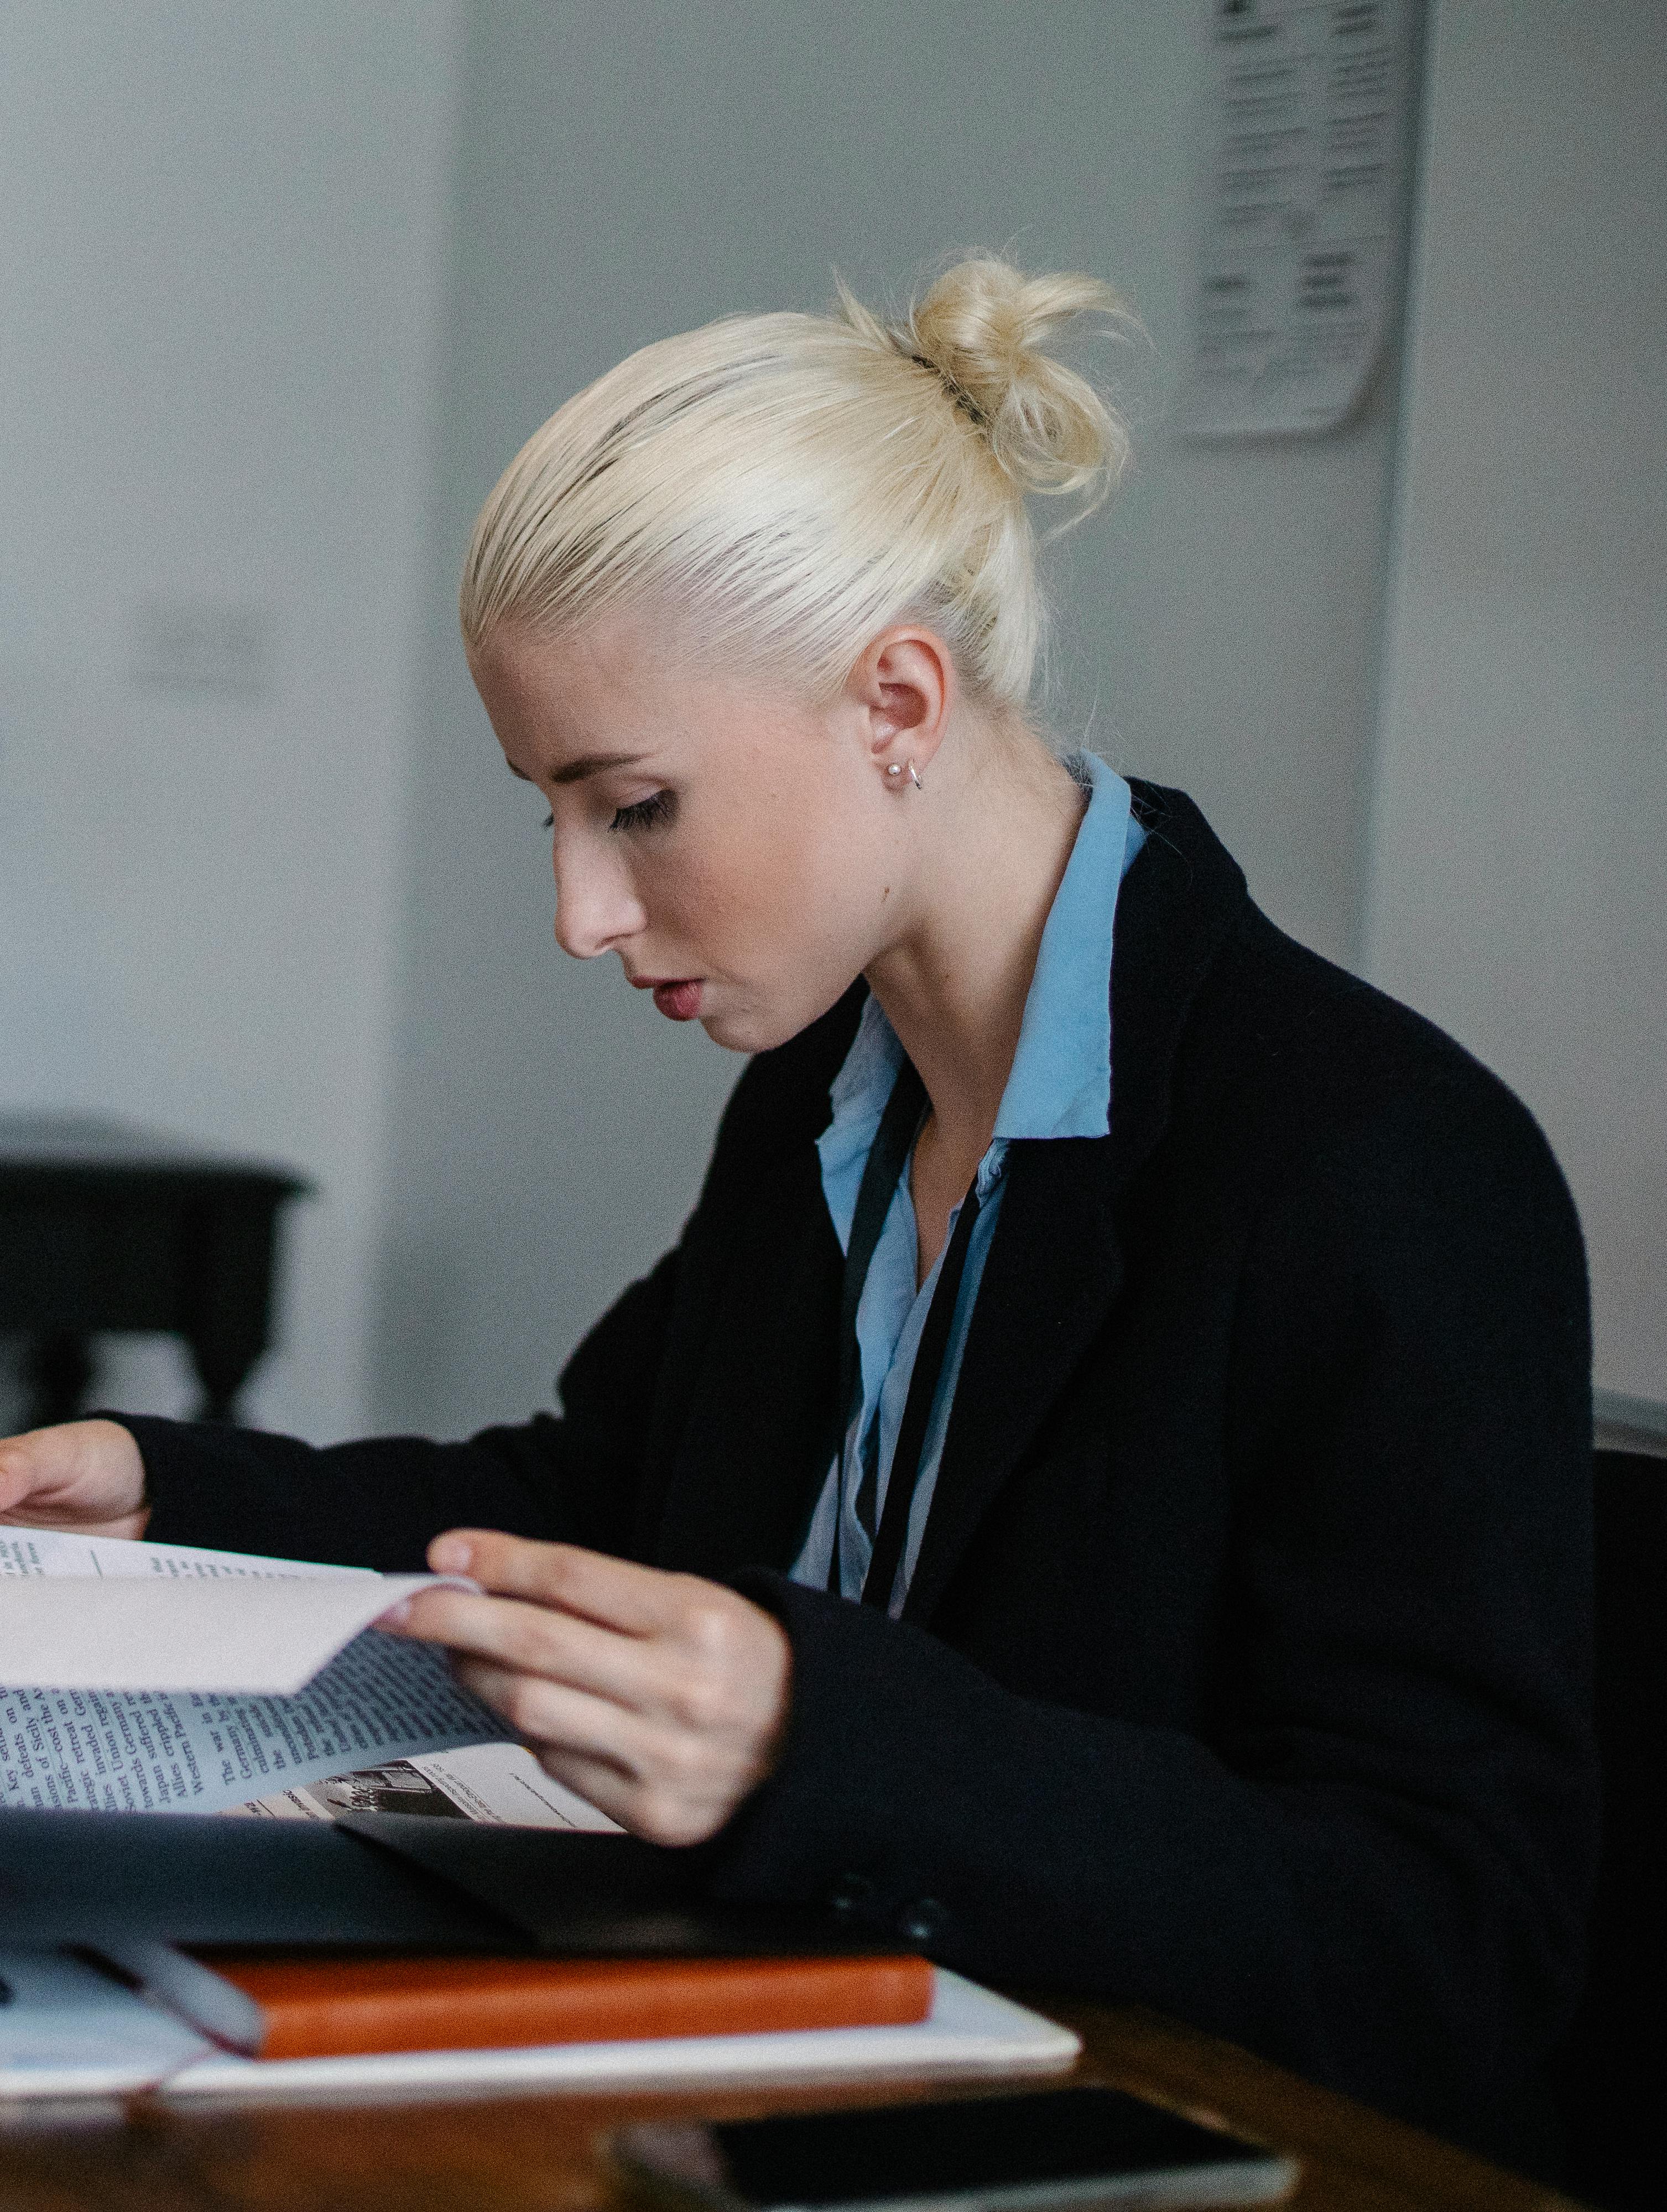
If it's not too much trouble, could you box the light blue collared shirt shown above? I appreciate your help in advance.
[791,753,1147,1614]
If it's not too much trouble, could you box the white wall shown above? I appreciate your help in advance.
[371,0,1410,1437]
[0,3,461,1437]
[10,3,1655,1453]
[1363,0,1667,1406]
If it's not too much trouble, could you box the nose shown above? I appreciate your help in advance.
[551,838,647,961]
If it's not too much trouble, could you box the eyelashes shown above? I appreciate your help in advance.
[610,791,675,834]
[539,792,676,835]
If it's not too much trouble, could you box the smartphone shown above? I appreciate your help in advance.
[610,2084,1299,2211]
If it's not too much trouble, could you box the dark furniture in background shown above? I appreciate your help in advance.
[0,1115,308,1428]
[1554,1446,1667,2211]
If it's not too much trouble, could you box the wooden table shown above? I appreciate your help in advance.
[0,2002,1586,2211]
[0,1115,308,1427]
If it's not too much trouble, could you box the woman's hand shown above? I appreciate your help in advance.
[382,1532,793,1847]
[0,1420,149,1539]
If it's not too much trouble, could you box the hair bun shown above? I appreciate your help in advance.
[467,253,1140,714]
[898,257,1133,512]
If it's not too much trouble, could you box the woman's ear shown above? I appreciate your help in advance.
[845,626,955,780]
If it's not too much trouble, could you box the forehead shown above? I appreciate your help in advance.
[472,612,652,718]
[470,609,811,782]
[470,612,671,775]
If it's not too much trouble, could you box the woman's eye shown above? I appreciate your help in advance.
[541,811,553,830]
[610,790,675,835]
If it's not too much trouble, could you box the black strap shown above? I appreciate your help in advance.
[824,1059,983,1611]
[859,1173,982,1611]
[827,1062,927,1594]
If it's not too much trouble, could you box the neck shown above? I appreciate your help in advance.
[863,723,1086,1167]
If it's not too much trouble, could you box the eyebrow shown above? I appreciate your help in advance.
[505,750,652,790]
[554,750,654,785]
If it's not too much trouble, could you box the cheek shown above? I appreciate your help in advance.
[669,807,861,952]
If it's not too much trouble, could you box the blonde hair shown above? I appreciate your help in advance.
[461,255,1133,709]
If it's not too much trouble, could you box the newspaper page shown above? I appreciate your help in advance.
[0,1524,466,1693]
[0,1525,611,1824]
[233,1740,621,1831]
[0,1524,370,1585]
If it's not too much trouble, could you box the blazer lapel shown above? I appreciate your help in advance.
[903,1131,1121,1621]
[642,786,1248,1604]
[903,780,1249,1623]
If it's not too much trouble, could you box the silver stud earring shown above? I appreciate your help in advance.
[886,763,902,780]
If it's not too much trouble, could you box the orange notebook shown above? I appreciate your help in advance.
[133,1949,935,2061]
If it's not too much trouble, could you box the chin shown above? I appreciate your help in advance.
[699,1006,786,1053]
[701,980,856,1056]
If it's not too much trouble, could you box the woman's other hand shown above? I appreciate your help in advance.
[0,1419,149,1539]
[383,1532,792,1846]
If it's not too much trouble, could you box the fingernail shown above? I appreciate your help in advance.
[377,1598,411,1627]
[431,1536,473,1573]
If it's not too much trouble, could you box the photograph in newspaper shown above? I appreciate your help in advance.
[232,1741,622,1830]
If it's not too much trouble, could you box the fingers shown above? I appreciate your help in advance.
[0,1441,31,1517]
[0,1428,65,1516]
[0,1421,148,1537]
[388,1533,795,1849]
[451,1655,776,1850]
[520,1729,730,1849]
[388,1584,663,1713]
[520,1745,642,1833]
[451,1656,652,1776]
[390,1567,785,1743]
[426,1529,684,1636]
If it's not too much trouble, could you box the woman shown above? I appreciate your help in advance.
[0,259,1595,2162]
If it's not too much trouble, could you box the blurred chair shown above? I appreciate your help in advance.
[1554,1446,1667,2211]
[0,1115,308,1427]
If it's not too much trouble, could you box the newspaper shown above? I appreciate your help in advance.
[0,1524,467,1693]
[232,1740,618,1830]
[0,1526,617,1829]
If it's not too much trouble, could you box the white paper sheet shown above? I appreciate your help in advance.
[0,1525,514,1814]
[1176,0,1419,437]
[0,1524,372,1584]
[0,1947,216,2096]
[0,1572,466,1695]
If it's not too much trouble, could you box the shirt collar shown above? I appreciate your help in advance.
[994,749,1130,1141]
[821,751,1133,1199]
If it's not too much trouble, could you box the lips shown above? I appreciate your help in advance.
[632,977,704,1021]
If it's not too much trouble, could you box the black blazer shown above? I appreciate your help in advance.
[126,782,1597,2165]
